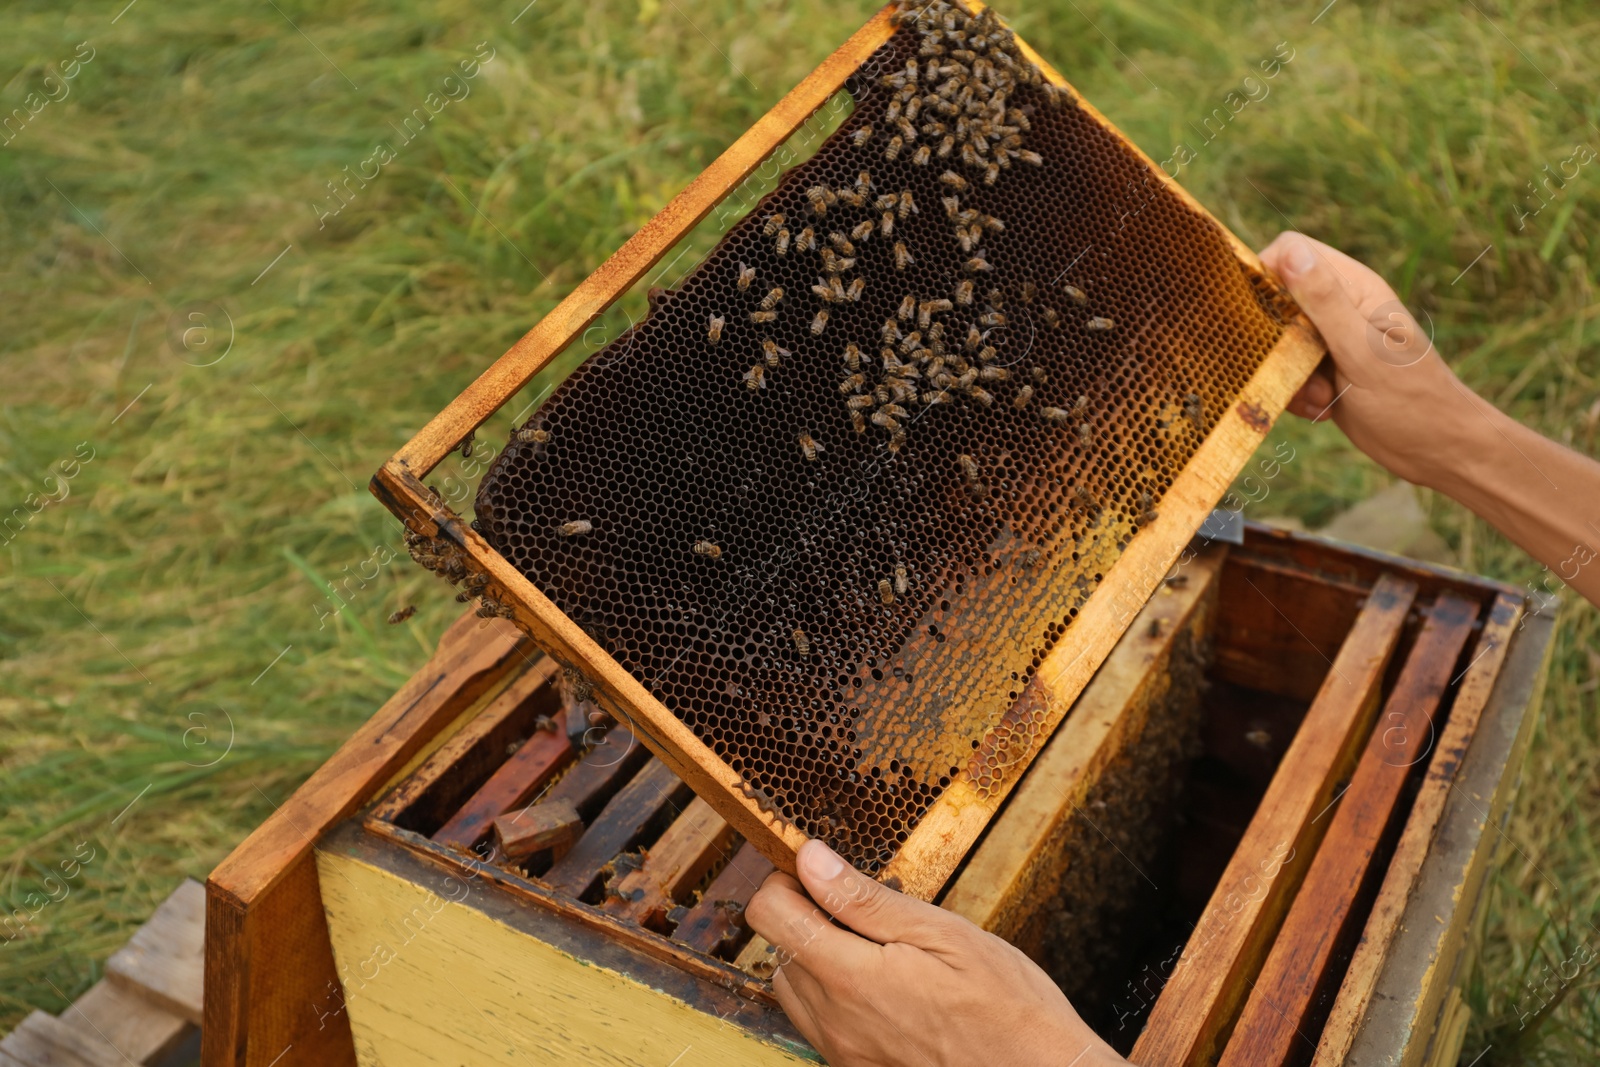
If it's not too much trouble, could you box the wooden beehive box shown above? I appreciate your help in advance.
[205,523,1553,1067]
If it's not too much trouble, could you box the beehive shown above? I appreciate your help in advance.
[372,0,1324,897]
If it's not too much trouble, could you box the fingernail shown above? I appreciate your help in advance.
[800,840,845,881]
[1283,235,1317,278]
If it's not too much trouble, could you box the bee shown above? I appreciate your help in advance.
[1013,384,1034,409]
[905,94,922,121]
[762,213,786,237]
[978,310,1006,328]
[559,520,594,537]
[851,219,876,242]
[961,142,980,167]
[964,255,993,272]
[874,578,895,605]
[897,330,921,355]
[821,249,856,273]
[387,604,417,625]
[1021,281,1037,304]
[798,431,822,462]
[1030,366,1048,383]
[895,117,918,143]
[939,171,970,193]
[774,228,790,255]
[831,275,848,302]
[749,309,777,324]
[978,365,1009,381]
[987,288,1005,308]
[1042,406,1070,425]
[894,242,913,270]
[846,393,875,411]
[1073,395,1090,414]
[1183,393,1204,421]
[956,225,977,254]
[812,278,838,303]
[894,564,909,596]
[982,214,1005,233]
[840,373,866,394]
[882,318,902,343]
[1018,150,1043,166]
[763,339,789,369]
[919,298,953,328]
[1139,491,1159,524]
[851,125,874,147]
[964,324,983,352]
[1077,422,1093,446]
[958,453,980,482]
[513,426,550,445]
[911,144,931,165]
[811,309,830,334]
[457,428,475,458]
[796,227,818,253]
[875,193,899,212]
[923,389,952,406]
[1021,547,1043,567]
[1042,307,1060,329]
[793,629,811,656]
[978,345,997,363]
[847,278,865,302]
[851,410,867,434]
[828,232,855,256]
[942,195,961,218]
[841,343,864,371]
[885,135,904,161]
[984,162,1000,185]
[744,364,766,390]
[806,185,830,216]
[1086,316,1116,331]
[693,540,723,559]
[836,188,864,208]
[1072,485,1097,509]
[895,190,916,218]
[886,98,903,123]
[896,294,917,321]
[707,314,726,343]
[969,386,995,407]
[856,170,872,196]
[1062,284,1088,307]
[759,287,784,311]
[879,212,894,239]
[737,262,756,290]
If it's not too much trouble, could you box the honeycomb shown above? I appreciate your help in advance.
[472,2,1287,872]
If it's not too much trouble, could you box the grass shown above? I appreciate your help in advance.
[0,0,1594,1060]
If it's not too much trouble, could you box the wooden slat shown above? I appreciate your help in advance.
[942,542,1227,936]
[1130,573,1418,1066]
[432,710,574,851]
[204,611,530,1067]
[370,654,560,824]
[603,798,740,928]
[106,878,204,1025]
[543,760,691,899]
[1,1012,121,1067]
[1217,591,1482,1067]
[538,724,651,820]
[493,799,584,862]
[673,842,777,956]
[63,980,191,1066]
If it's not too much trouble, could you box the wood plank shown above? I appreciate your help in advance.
[205,611,529,1067]
[1217,591,1482,1067]
[370,653,560,825]
[1130,573,1418,1066]
[603,798,740,929]
[543,760,692,900]
[538,724,652,821]
[493,799,584,863]
[1211,556,1369,703]
[1334,609,1555,1067]
[106,878,204,1025]
[673,842,777,957]
[942,542,1227,936]
[431,709,574,852]
[1310,593,1521,1067]
[63,981,190,1066]
[316,831,810,1066]
[1,1012,121,1067]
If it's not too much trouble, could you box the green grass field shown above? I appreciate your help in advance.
[1,0,1595,1060]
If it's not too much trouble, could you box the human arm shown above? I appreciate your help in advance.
[744,839,1125,1067]
[1260,231,1600,609]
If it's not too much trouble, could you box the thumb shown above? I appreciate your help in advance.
[1260,231,1386,381]
[795,839,947,947]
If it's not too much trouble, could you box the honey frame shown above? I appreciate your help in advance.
[369,1,1326,898]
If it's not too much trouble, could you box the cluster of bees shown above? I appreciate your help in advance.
[403,486,516,621]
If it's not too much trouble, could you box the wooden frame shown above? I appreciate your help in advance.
[366,0,1325,899]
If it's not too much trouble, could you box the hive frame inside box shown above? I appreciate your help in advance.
[370,0,1325,899]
